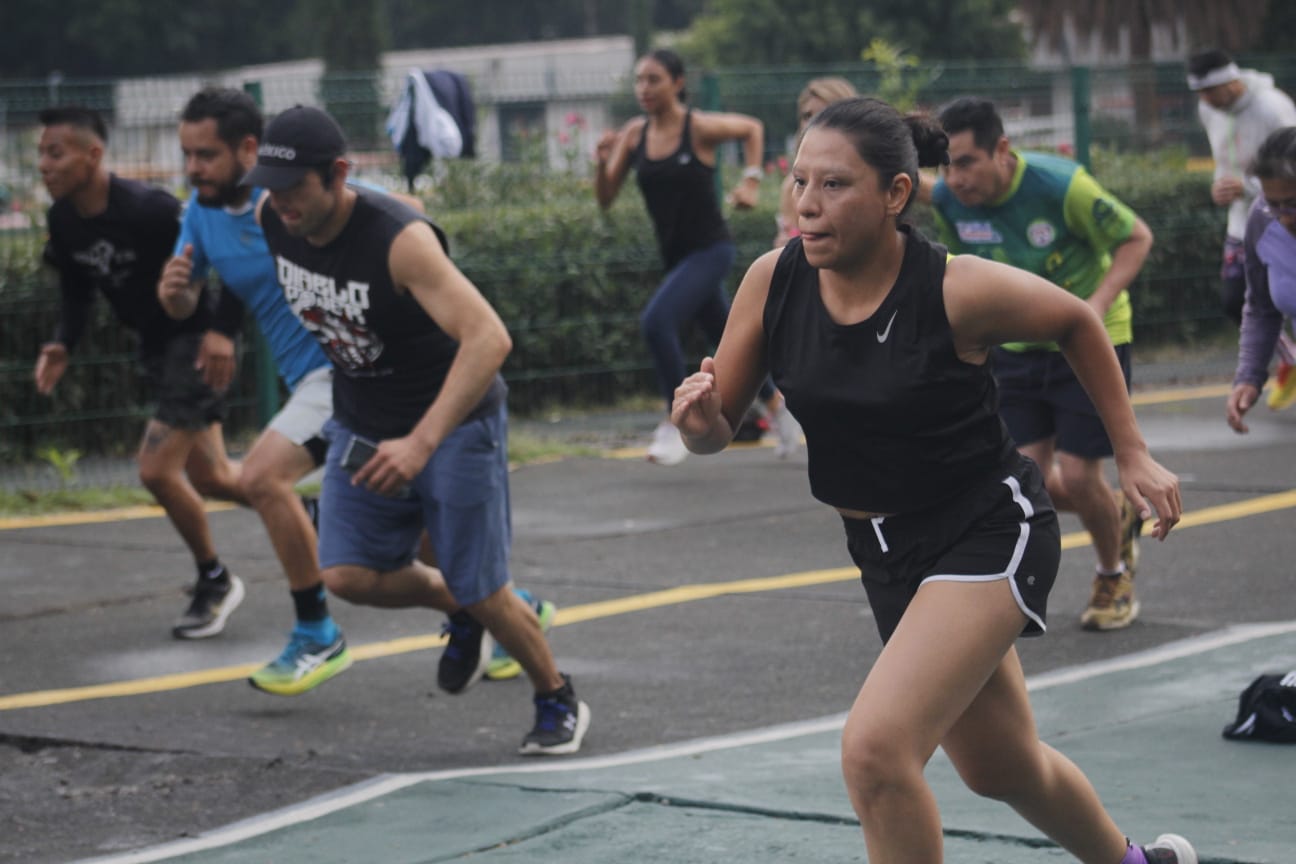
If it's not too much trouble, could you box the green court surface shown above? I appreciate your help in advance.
[80,624,1296,864]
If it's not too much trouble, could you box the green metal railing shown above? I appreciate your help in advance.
[5,55,1288,486]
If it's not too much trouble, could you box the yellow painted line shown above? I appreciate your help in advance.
[1131,382,1232,405]
[0,662,263,710]
[606,438,769,461]
[1169,488,1296,528]
[0,501,236,532]
[6,489,1296,713]
[548,567,855,624]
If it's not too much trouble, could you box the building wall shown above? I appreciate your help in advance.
[104,35,635,180]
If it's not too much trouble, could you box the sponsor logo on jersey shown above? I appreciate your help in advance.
[1092,197,1117,228]
[955,221,1002,244]
[1027,218,1056,248]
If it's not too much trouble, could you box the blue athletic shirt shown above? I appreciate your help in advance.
[175,189,329,390]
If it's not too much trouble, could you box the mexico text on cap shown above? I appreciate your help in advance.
[241,105,347,189]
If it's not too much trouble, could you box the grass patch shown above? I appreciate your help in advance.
[0,485,157,516]
[508,429,600,466]
[0,431,600,517]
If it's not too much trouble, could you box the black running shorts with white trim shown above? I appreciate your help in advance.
[843,452,1060,644]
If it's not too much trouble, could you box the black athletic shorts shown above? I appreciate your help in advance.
[140,332,229,430]
[843,452,1060,644]
[992,343,1132,459]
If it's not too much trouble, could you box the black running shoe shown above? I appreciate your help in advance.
[519,673,590,756]
[437,610,493,694]
[173,574,245,639]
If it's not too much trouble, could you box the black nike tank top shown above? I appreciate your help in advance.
[764,226,1014,513]
[633,110,731,269]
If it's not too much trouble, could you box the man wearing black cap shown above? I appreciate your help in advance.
[246,105,589,755]
[1187,49,1296,408]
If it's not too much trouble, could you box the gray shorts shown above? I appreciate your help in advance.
[267,366,332,445]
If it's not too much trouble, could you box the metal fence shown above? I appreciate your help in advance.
[3,54,1292,489]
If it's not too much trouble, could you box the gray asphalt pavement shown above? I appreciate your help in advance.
[3,373,1296,863]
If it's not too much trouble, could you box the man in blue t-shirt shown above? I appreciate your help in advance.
[158,89,348,696]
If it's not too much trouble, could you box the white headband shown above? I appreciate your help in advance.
[1188,62,1241,91]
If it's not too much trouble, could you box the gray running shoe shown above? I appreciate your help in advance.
[173,574,245,639]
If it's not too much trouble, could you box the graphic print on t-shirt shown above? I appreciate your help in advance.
[72,239,138,288]
[276,254,385,374]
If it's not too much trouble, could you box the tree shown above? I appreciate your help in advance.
[0,0,309,78]
[0,1,708,79]
[1017,0,1269,59]
[1256,1,1296,53]
[379,0,703,52]
[316,0,386,148]
[679,0,1026,67]
[1017,0,1270,145]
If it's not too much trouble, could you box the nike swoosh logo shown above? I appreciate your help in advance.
[876,310,898,343]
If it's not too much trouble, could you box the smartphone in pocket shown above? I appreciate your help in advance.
[340,434,413,498]
[340,434,378,473]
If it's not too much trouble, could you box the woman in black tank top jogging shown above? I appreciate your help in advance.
[671,97,1196,864]
[594,49,797,465]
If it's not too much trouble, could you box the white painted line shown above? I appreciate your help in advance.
[72,621,1296,864]
[70,715,852,864]
[1026,621,1296,691]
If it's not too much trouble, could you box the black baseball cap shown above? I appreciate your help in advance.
[241,105,347,190]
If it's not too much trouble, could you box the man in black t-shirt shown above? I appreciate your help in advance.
[35,106,249,640]
[247,105,590,755]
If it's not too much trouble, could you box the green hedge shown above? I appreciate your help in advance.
[0,151,1227,461]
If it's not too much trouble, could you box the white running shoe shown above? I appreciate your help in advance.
[646,419,688,466]
[770,403,802,458]
[1141,833,1198,864]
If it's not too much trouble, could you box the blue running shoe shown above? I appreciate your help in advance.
[487,592,557,681]
[249,629,352,696]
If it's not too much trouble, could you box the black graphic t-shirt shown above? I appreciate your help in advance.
[262,187,501,439]
[44,175,235,358]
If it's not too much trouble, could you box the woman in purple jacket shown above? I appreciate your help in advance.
[1227,127,1296,433]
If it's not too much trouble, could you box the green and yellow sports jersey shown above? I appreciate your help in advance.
[931,150,1136,352]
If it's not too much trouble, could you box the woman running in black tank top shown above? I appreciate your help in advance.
[594,49,795,465]
[670,97,1195,864]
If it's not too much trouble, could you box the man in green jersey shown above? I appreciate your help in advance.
[929,96,1154,632]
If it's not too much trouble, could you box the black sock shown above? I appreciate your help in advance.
[197,559,227,582]
[540,673,573,699]
[292,583,330,622]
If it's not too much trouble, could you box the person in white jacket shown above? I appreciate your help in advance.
[1188,49,1296,407]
